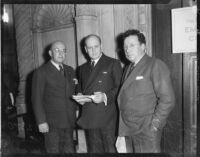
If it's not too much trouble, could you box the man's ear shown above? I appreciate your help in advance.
[49,50,52,57]
[141,43,146,51]
[84,46,88,53]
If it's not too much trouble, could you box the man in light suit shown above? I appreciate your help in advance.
[32,41,77,153]
[116,29,175,153]
[74,34,122,153]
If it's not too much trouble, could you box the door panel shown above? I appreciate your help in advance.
[152,0,183,155]
[152,1,197,156]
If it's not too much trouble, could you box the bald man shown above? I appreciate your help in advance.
[32,41,77,153]
[74,34,122,153]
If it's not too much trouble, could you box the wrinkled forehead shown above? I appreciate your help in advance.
[85,36,100,45]
[51,42,66,50]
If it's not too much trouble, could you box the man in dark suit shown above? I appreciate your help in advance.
[32,41,77,153]
[116,29,175,153]
[73,34,122,153]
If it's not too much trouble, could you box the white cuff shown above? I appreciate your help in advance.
[103,93,107,106]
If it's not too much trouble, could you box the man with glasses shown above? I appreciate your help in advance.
[116,29,175,153]
[32,41,77,153]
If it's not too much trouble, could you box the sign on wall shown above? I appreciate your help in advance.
[171,6,197,53]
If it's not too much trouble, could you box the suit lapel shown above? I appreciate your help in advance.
[119,54,149,93]
[83,55,106,93]
[122,63,133,83]
[48,61,61,76]
[121,66,128,84]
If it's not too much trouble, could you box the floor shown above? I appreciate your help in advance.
[1,130,87,155]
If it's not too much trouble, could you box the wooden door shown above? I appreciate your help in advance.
[152,0,183,156]
[152,0,197,156]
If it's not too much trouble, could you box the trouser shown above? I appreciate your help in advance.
[44,128,75,154]
[85,121,117,153]
[125,128,162,153]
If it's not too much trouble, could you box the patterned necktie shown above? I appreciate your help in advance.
[59,65,65,76]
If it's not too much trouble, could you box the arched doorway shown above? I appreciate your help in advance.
[32,4,77,69]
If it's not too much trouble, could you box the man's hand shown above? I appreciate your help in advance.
[72,93,92,105]
[38,122,49,133]
[150,118,160,132]
[93,92,107,105]
[115,136,127,153]
[75,93,85,105]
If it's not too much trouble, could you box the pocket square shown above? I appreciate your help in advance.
[73,78,78,84]
[102,71,107,74]
[135,76,144,80]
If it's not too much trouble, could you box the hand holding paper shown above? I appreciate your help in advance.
[72,92,107,106]
[93,92,107,105]
[72,93,94,105]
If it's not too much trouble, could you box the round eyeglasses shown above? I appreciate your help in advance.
[53,48,67,54]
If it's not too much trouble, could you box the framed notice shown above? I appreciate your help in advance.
[171,6,197,53]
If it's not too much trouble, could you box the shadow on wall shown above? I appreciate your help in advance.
[42,44,52,64]
[80,36,90,62]
[115,32,129,65]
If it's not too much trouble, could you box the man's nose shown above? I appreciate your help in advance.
[58,52,65,56]
[126,47,131,53]
[92,47,95,52]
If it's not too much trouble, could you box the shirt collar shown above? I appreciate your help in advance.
[51,60,63,70]
[91,53,102,66]
[134,53,145,66]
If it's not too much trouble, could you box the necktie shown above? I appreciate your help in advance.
[126,63,135,79]
[90,61,95,70]
[59,65,65,76]
[91,61,95,68]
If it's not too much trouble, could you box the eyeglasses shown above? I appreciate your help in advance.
[53,48,67,54]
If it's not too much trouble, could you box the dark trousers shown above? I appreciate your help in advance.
[125,128,162,153]
[44,128,75,154]
[85,121,117,153]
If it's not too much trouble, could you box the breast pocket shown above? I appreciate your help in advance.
[97,72,112,86]
[135,78,154,94]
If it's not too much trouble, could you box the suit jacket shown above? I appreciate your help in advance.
[32,61,76,129]
[77,54,122,129]
[118,54,175,136]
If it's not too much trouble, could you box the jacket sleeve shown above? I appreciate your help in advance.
[31,69,47,125]
[68,67,78,127]
[76,66,82,94]
[105,60,123,105]
[151,59,175,128]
